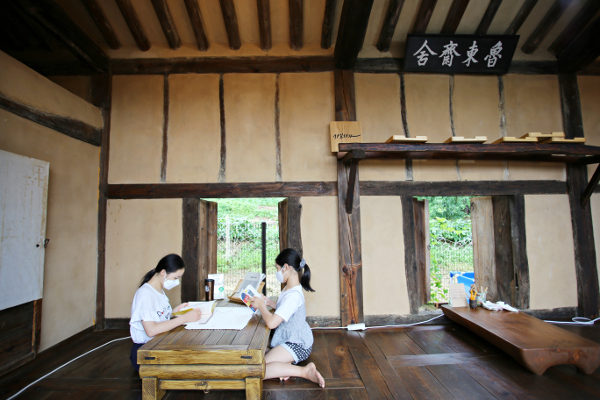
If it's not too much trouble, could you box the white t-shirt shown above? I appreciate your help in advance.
[129,283,172,344]
[274,284,304,322]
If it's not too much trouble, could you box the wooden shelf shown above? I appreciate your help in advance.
[337,142,600,212]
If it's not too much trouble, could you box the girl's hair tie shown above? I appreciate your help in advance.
[300,259,306,268]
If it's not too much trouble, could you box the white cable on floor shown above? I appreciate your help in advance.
[311,314,445,330]
[544,317,600,325]
[6,336,131,400]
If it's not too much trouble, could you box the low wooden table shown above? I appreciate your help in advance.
[138,299,270,399]
[442,305,600,375]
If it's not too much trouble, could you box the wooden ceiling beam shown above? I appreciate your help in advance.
[441,0,470,34]
[376,0,405,53]
[4,4,52,52]
[505,0,538,35]
[15,0,108,72]
[412,0,438,34]
[476,0,502,35]
[549,0,600,56]
[320,0,337,49]
[257,0,272,51]
[334,0,374,69]
[81,0,121,50]
[184,0,209,51]
[151,0,181,50]
[289,0,303,51]
[219,0,241,50]
[557,16,600,73]
[522,0,572,54]
[115,0,151,52]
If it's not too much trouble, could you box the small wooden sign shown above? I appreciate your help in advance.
[330,121,363,152]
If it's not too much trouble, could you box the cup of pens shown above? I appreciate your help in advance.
[469,284,478,309]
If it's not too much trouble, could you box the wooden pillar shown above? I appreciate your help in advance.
[509,195,530,310]
[492,196,515,305]
[92,72,111,330]
[335,69,363,326]
[181,199,201,302]
[560,73,599,318]
[278,197,303,256]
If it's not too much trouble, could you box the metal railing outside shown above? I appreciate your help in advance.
[217,216,281,297]
[430,237,474,303]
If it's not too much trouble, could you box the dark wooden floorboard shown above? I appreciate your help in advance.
[394,366,454,399]
[426,364,496,399]
[321,330,360,379]
[3,324,600,400]
[404,330,456,354]
[305,331,334,379]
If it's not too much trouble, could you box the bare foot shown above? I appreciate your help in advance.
[304,362,325,388]
[279,376,290,381]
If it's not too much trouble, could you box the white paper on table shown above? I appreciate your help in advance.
[185,307,254,330]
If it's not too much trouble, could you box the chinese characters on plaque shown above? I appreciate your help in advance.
[404,34,519,74]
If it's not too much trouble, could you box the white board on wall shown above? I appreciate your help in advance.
[0,149,49,311]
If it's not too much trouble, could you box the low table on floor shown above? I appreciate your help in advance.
[138,299,270,400]
[442,305,600,375]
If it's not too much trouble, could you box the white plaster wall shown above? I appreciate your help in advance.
[525,195,577,310]
[0,51,102,128]
[362,196,410,315]
[105,199,183,318]
[301,197,340,317]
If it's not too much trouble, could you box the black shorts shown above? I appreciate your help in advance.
[281,342,312,364]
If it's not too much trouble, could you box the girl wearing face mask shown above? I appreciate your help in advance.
[249,248,325,388]
[129,253,202,372]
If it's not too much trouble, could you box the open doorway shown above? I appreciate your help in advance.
[208,198,284,297]
[415,196,474,304]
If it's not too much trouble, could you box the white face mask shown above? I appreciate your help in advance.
[275,266,287,284]
[162,274,180,290]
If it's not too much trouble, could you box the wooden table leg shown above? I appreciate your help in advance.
[245,377,262,400]
[142,377,165,400]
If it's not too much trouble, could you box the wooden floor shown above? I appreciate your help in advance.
[1,322,599,399]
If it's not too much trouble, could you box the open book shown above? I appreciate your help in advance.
[239,284,261,312]
[232,272,265,297]
[172,300,217,323]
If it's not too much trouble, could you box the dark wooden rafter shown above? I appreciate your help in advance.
[549,0,600,56]
[441,0,470,35]
[81,0,121,50]
[475,0,502,35]
[184,0,209,51]
[151,0,181,50]
[334,0,374,69]
[320,0,337,49]
[412,0,438,34]
[505,0,538,35]
[5,3,53,52]
[289,0,303,51]
[15,0,109,72]
[219,0,241,50]
[376,0,405,53]
[115,0,151,52]
[108,182,337,199]
[521,0,572,54]
[111,56,334,74]
[0,91,102,146]
[257,0,272,51]
[557,16,600,73]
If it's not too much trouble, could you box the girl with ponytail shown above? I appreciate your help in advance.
[249,248,325,388]
[129,254,202,372]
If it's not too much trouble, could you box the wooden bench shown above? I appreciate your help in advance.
[441,305,600,375]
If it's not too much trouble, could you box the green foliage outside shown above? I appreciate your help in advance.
[416,197,474,303]
[209,198,284,222]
